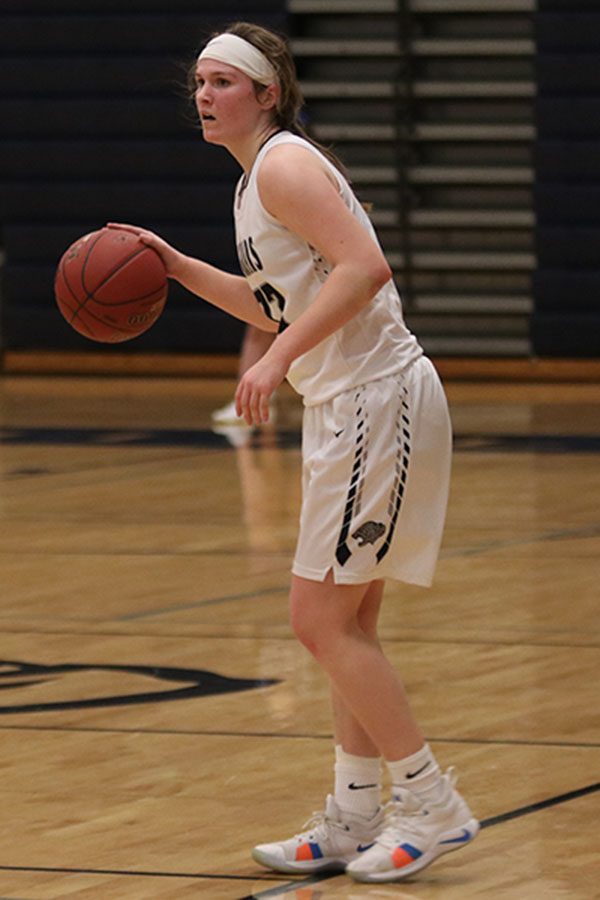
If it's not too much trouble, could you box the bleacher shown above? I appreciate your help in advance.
[290,0,537,356]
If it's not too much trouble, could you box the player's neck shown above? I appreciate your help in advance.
[230,124,283,174]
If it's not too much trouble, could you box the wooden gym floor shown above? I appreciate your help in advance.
[0,369,598,898]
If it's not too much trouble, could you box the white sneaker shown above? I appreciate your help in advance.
[211,400,246,426]
[346,769,479,883]
[211,398,278,427]
[252,795,384,874]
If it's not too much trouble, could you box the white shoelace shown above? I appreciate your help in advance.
[293,809,349,844]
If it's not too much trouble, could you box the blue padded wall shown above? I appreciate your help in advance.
[532,0,600,356]
[0,1,286,352]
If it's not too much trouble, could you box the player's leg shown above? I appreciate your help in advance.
[331,577,479,882]
[238,324,276,376]
[251,576,389,875]
[289,573,425,761]
[330,580,383,823]
[289,574,478,884]
[330,577,384,755]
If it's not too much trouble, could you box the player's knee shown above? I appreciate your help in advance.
[290,607,345,664]
[290,605,329,659]
[290,603,318,654]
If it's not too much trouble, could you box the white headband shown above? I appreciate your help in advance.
[198,33,277,86]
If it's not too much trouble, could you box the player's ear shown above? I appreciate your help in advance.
[257,82,279,111]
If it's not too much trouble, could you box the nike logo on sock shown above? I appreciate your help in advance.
[405,761,431,779]
[357,842,376,852]
[348,782,378,790]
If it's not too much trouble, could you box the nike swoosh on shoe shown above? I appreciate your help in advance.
[356,842,376,853]
[439,828,473,845]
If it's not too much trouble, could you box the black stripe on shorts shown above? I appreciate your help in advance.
[376,384,411,562]
[335,388,369,566]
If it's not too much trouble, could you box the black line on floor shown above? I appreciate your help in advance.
[441,522,600,559]
[0,722,598,749]
[0,864,277,883]
[241,875,327,898]
[385,637,600,649]
[0,447,204,483]
[116,586,288,621]
[426,735,600,750]
[478,780,600,829]
[2,426,600,454]
[0,548,291,559]
[0,624,598,652]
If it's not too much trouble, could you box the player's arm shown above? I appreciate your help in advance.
[106,222,277,333]
[235,147,392,423]
[256,147,391,364]
[171,254,278,332]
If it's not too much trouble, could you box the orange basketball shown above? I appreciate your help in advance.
[54,227,168,343]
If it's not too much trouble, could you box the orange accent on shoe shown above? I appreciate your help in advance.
[392,846,415,868]
[296,843,314,861]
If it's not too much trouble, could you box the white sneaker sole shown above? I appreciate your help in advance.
[347,817,480,883]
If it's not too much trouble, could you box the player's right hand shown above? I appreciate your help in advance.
[106,222,184,279]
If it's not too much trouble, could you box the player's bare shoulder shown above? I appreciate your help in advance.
[257,143,339,220]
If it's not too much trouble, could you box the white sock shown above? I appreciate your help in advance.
[334,745,382,818]
[386,743,443,801]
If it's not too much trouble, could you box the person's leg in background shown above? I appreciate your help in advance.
[212,326,276,426]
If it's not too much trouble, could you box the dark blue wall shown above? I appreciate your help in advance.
[533,0,600,356]
[0,1,286,353]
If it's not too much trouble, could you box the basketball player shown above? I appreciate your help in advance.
[109,21,479,884]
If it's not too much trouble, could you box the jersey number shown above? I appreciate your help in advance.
[254,282,286,323]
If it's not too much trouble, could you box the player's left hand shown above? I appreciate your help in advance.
[235,349,288,426]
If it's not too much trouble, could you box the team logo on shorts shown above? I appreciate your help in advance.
[352,521,386,546]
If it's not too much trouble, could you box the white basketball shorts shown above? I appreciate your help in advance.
[292,356,452,587]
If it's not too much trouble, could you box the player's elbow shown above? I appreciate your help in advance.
[364,254,393,295]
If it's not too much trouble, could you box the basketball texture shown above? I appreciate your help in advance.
[54,227,168,343]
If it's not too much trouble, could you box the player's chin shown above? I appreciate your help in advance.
[201,133,226,148]
[200,123,222,144]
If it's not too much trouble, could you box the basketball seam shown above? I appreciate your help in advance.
[77,229,107,309]
[56,257,78,307]
[89,284,167,308]
[61,229,108,329]
[62,300,147,339]
[83,245,160,300]
[56,293,100,339]
[80,229,123,299]
[57,257,100,338]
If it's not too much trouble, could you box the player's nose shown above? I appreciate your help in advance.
[196,81,213,104]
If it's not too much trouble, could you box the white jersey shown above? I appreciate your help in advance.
[234,131,422,405]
